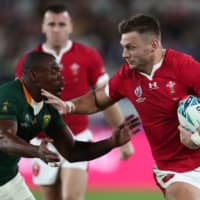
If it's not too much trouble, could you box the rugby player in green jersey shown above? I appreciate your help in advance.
[0,51,140,200]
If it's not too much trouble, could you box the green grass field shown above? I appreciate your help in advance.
[33,190,164,200]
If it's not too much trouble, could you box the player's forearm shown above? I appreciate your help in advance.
[71,90,104,114]
[103,103,124,128]
[0,134,39,157]
[62,138,115,162]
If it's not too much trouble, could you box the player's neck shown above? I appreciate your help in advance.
[45,41,68,55]
[21,79,43,102]
[154,48,165,65]
[143,49,165,75]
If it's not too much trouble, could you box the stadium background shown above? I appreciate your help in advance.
[1,0,200,199]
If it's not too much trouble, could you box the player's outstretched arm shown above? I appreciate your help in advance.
[41,86,115,115]
[52,115,140,162]
[0,119,60,163]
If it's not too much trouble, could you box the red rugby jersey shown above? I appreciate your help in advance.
[108,48,200,172]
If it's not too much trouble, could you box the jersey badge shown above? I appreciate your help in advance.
[1,101,9,112]
[42,114,51,129]
[166,81,176,94]
[134,86,146,103]
[21,113,33,128]
[70,63,80,75]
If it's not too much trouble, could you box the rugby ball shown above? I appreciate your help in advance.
[177,95,200,132]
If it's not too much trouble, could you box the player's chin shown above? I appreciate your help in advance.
[129,64,137,70]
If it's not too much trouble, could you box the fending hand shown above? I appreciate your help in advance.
[112,115,141,147]
[38,137,60,163]
[41,89,67,114]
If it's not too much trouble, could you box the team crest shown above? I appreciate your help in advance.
[166,81,176,94]
[70,63,80,75]
[42,114,51,129]
[134,86,146,103]
[1,101,9,112]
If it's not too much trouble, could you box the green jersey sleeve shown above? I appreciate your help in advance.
[0,99,17,120]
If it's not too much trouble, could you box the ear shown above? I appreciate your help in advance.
[29,70,37,82]
[41,22,46,34]
[150,39,160,52]
[68,21,73,34]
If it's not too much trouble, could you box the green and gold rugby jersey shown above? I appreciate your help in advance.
[0,79,65,186]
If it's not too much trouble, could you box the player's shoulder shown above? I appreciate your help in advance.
[18,45,42,61]
[73,42,100,55]
[0,79,22,101]
[166,48,194,63]
[116,63,132,78]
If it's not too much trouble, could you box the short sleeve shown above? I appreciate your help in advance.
[0,100,17,120]
[87,48,107,86]
[176,55,200,96]
[108,69,126,100]
[15,54,27,78]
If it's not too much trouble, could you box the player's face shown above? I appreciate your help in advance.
[36,59,64,97]
[42,11,72,48]
[120,31,155,72]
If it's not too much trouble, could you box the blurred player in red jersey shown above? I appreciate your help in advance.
[41,14,200,200]
[15,4,134,200]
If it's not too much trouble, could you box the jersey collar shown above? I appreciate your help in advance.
[42,40,73,64]
[139,49,166,80]
[20,79,44,115]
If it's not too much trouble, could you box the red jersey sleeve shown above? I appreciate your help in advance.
[176,54,200,96]
[87,48,106,86]
[108,64,128,100]
[15,54,27,78]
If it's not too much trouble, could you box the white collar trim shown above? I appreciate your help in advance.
[31,99,44,115]
[139,58,164,80]
[42,40,73,64]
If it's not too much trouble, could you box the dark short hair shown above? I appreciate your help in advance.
[118,14,161,38]
[22,52,55,74]
[44,4,69,14]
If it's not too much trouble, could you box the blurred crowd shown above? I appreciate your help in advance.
[1,0,200,83]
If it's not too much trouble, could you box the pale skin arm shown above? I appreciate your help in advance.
[103,105,134,160]
[178,125,200,149]
[41,86,114,114]
[0,120,60,163]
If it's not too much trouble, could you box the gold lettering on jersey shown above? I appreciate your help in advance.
[43,115,51,129]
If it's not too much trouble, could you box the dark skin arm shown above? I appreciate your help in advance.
[49,115,140,162]
[0,120,60,163]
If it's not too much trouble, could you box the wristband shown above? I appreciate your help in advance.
[48,162,61,167]
[191,131,200,146]
[65,101,75,113]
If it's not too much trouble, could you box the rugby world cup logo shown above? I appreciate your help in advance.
[134,86,146,103]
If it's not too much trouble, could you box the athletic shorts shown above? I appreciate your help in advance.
[153,165,200,194]
[31,129,93,185]
[0,173,35,200]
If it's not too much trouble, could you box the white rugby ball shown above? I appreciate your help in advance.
[177,95,200,132]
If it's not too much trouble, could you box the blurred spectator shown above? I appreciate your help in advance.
[1,0,200,83]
